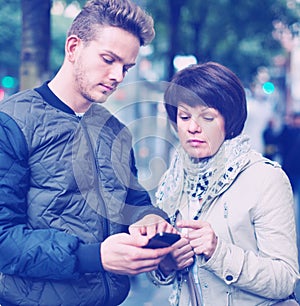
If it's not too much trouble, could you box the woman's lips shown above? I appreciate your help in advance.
[188,139,205,144]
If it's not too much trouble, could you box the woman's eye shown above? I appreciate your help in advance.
[179,115,190,121]
[203,116,214,121]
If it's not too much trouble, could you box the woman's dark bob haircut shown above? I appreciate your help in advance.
[164,62,247,140]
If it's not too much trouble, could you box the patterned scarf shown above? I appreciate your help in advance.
[155,134,252,219]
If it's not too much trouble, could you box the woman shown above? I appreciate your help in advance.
[149,62,299,305]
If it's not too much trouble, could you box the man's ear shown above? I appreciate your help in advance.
[65,35,81,62]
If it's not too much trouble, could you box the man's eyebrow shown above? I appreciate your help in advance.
[104,50,136,67]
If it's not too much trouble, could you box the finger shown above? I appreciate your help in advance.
[120,232,149,247]
[129,225,147,237]
[186,229,203,240]
[189,229,215,242]
[176,219,205,230]
[190,239,214,258]
[123,257,163,275]
[146,222,177,238]
[156,221,176,234]
[130,262,162,275]
[192,244,210,257]
[155,246,174,257]
[172,245,194,261]
[121,232,158,248]
[177,257,195,270]
[172,237,191,249]
[145,224,157,239]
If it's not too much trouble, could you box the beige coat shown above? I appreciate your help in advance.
[152,154,300,305]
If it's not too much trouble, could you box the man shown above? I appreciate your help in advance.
[0,1,175,305]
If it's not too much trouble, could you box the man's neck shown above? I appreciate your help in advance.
[48,69,91,113]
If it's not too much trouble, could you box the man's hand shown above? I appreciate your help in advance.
[100,232,173,275]
[129,214,177,238]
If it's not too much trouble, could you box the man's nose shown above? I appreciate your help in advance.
[109,64,125,83]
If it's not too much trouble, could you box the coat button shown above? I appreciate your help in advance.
[225,275,233,281]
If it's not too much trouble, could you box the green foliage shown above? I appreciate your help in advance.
[0,0,21,76]
[64,0,85,5]
[0,0,83,80]
[146,0,300,84]
[1,0,299,87]
[50,14,73,73]
[50,1,85,73]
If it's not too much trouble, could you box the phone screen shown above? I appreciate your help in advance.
[144,232,180,249]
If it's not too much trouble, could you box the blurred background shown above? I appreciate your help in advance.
[1,0,300,305]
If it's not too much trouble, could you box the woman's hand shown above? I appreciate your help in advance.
[176,220,218,260]
[159,237,195,275]
[129,214,178,238]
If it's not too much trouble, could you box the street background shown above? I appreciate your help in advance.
[1,1,300,305]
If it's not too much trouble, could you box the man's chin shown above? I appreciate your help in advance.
[93,93,110,104]
[94,98,107,104]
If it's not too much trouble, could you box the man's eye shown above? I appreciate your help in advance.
[102,56,114,64]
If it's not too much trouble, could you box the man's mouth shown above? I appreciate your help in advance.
[100,83,115,92]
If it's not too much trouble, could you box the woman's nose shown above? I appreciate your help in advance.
[188,119,202,133]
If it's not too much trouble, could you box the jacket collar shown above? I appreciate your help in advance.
[34,81,75,116]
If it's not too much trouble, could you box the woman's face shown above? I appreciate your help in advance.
[177,102,226,159]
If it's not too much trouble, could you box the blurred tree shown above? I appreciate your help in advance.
[20,0,51,90]
[0,0,299,90]
[0,0,85,91]
[166,0,183,80]
[20,0,85,89]
[0,0,21,80]
[146,0,299,85]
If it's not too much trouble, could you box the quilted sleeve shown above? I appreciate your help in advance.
[123,149,169,224]
[0,112,88,280]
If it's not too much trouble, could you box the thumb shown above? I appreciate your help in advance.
[110,232,149,247]
[123,232,149,247]
[133,234,149,247]
[177,219,203,229]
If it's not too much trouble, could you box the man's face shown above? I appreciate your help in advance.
[73,26,140,105]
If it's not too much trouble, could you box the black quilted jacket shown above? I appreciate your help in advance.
[0,84,167,306]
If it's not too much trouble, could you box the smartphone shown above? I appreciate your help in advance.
[144,232,181,249]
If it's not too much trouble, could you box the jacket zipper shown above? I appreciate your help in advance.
[226,291,232,306]
[80,118,110,303]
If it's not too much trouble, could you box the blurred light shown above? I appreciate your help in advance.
[0,88,5,101]
[262,81,275,94]
[51,1,80,18]
[1,76,16,89]
[64,2,81,18]
[51,0,65,15]
[138,146,149,159]
[140,45,153,57]
[173,55,197,71]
